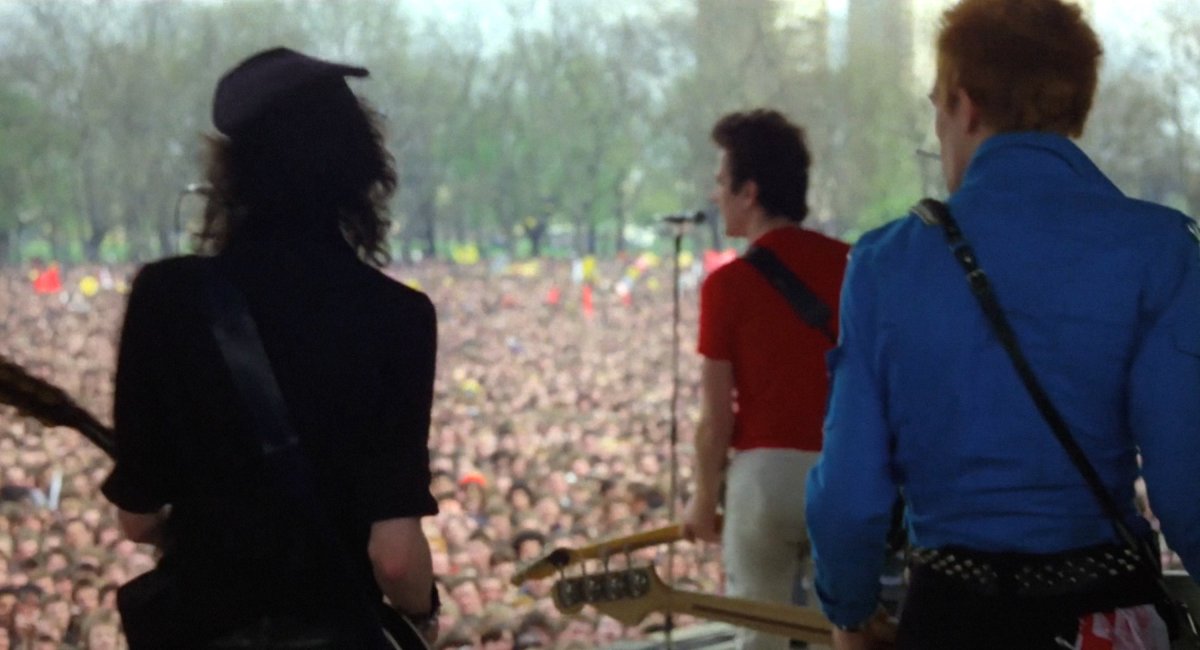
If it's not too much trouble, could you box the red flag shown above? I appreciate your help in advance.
[33,264,63,294]
[581,284,594,318]
[545,286,561,306]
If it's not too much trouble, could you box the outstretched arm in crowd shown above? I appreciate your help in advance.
[369,516,435,617]
[684,358,734,543]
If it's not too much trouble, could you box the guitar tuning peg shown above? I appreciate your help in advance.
[584,572,606,603]
[553,578,584,614]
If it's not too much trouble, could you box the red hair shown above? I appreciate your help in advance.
[936,0,1102,137]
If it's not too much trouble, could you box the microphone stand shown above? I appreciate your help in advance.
[667,222,686,527]
[664,219,692,649]
[173,190,190,256]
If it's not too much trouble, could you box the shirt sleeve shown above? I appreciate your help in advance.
[805,239,897,627]
[698,267,736,361]
[353,291,439,521]
[1129,215,1200,575]
[101,264,179,514]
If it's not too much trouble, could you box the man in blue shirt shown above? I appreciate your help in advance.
[806,1,1200,649]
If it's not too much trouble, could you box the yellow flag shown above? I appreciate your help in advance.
[506,261,540,279]
[79,276,100,297]
[450,243,480,266]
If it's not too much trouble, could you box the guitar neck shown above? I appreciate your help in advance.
[513,523,688,585]
[78,417,116,457]
[665,590,832,645]
[584,523,686,560]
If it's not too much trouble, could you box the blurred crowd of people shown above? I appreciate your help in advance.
[3,256,1186,650]
[1,257,722,649]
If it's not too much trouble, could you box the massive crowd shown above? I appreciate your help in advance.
[0,256,723,649]
[1,255,1186,649]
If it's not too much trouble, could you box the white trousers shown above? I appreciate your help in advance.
[723,448,820,650]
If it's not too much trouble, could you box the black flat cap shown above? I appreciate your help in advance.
[212,47,369,135]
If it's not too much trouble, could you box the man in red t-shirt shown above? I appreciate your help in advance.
[683,109,849,650]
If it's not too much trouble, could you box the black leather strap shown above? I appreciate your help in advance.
[198,259,397,650]
[913,198,1145,550]
[742,245,836,344]
[911,200,1200,643]
[916,200,1200,642]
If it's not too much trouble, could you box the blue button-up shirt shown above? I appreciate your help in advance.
[806,132,1200,627]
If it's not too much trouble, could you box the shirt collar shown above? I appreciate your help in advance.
[958,131,1120,196]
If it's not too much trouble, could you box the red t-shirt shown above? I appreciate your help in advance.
[697,227,849,451]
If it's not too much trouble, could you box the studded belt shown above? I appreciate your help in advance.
[910,542,1147,599]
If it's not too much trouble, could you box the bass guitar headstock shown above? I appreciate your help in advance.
[552,565,667,626]
[512,523,686,587]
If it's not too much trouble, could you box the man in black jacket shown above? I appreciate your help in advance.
[102,48,439,648]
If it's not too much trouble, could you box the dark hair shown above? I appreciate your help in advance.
[197,79,396,266]
[516,611,557,635]
[507,481,533,502]
[936,0,1102,137]
[481,624,513,643]
[510,529,545,554]
[710,109,811,223]
[489,545,516,566]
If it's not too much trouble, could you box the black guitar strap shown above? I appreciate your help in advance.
[743,245,836,344]
[912,197,1198,642]
[198,258,401,650]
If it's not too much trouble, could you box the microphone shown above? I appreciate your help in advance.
[182,182,212,195]
[661,211,705,225]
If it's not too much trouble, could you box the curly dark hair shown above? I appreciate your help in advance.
[710,109,811,223]
[195,79,396,266]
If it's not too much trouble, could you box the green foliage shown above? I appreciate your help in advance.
[0,0,1193,264]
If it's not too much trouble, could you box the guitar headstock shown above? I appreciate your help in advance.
[0,354,115,454]
[511,548,579,586]
[551,566,668,626]
[547,551,840,645]
[511,523,687,587]
[0,355,76,425]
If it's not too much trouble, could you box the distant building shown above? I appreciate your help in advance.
[783,0,1096,92]
[847,0,914,88]
[776,0,832,73]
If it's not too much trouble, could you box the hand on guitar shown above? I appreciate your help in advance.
[832,607,896,650]
[833,629,873,650]
[682,497,721,543]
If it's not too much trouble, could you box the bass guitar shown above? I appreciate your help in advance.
[517,522,896,647]
[0,353,430,650]
[554,564,834,644]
